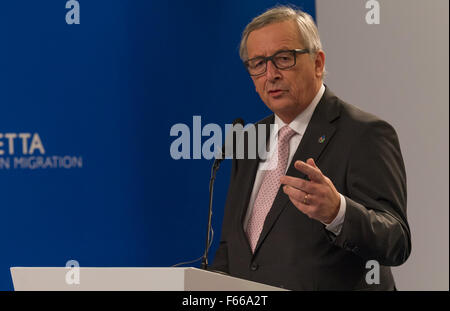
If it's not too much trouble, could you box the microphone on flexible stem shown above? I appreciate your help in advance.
[200,117,245,270]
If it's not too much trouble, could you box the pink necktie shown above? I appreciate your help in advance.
[246,125,297,252]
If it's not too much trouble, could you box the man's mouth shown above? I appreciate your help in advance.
[268,89,285,97]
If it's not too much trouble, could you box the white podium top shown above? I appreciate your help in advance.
[10,267,287,291]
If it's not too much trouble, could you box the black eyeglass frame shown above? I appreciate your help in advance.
[244,48,310,76]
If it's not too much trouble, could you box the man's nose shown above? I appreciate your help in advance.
[266,60,281,81]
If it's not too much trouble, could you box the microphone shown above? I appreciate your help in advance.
[200,117,245,270]
[212,118,245,168]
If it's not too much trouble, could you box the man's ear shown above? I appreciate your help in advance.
[315,50,325,78]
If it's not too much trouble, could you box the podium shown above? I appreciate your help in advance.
[10,267,286,291]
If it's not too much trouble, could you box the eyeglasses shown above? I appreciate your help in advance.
[244,49,310,76]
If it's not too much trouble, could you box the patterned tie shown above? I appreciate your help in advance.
[246,125,297,252]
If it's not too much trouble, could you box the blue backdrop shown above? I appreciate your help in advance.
[0,0,315,290]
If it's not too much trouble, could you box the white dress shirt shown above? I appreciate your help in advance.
[243,84,346,236]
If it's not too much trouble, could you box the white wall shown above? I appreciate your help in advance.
[316,0,449,290]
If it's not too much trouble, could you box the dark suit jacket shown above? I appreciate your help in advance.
[210,87,411,290]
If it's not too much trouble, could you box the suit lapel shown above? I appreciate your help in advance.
[253,87,341,254]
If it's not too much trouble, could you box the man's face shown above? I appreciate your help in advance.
[246,20,324,123]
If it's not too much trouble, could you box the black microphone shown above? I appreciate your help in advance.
[200,117,245,270]
[212,117,245,167]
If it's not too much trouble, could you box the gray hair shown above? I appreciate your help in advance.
[239,6,323,61]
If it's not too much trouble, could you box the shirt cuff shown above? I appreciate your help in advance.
[322,194,346,236]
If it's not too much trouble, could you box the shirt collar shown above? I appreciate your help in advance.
[274,83,325,136]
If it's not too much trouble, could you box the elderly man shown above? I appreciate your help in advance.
[210,6,411,290]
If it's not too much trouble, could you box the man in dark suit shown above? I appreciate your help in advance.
[210,6,411,290]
